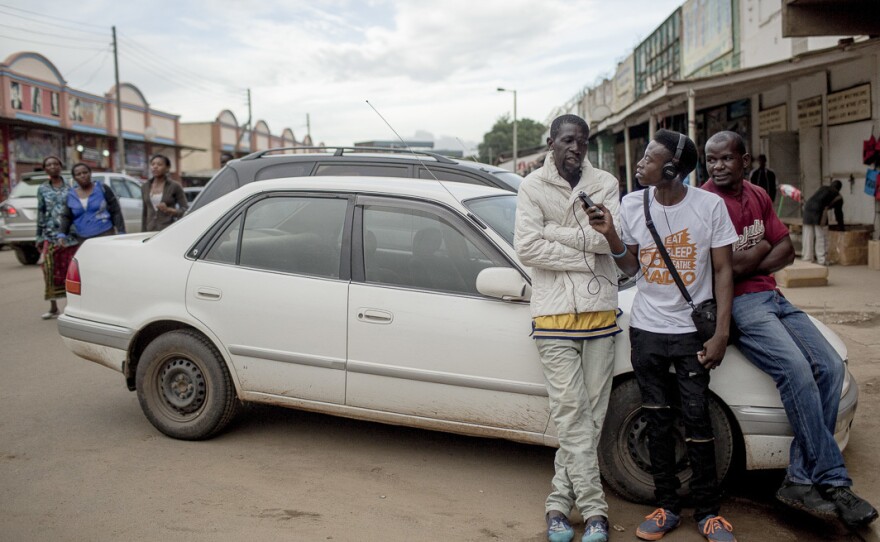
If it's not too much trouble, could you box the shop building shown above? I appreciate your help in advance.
[0,51,187,197]
[179,110,307,184]
[562,0,879,234]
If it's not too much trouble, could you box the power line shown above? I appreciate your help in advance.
[0,33,108,51]
[117,38,245,99]
[73,49,111,89]
[0,3,108,32]
[65,45,113,77]
[117,34,245,97]
[119,49,245,102]
[0,22,111,45]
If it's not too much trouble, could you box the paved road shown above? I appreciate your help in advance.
[1,247,878,541]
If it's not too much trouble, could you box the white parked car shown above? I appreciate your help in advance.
[57,177,858,503]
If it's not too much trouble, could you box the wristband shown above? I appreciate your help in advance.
[611,245,628,259]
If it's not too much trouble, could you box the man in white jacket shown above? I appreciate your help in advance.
[514,114,621,542]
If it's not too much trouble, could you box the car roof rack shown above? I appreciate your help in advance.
[240,146,458,165]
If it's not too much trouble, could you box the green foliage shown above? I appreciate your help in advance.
[478,115,546,164]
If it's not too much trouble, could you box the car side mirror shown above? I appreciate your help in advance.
[476,267,531,302]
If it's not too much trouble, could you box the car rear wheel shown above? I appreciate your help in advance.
[13,244,39,265]
[598,378,735,504]
[136,330,239,440]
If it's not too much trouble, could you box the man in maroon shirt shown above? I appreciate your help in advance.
[702,131,877,529]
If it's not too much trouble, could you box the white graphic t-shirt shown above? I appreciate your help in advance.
[620,186,737,334]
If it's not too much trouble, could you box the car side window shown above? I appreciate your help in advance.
[315,164,409,177]
[418,167,484,186]
[254,161,315,181]
[109,177,131,198]
[203,215,242,264]
[237,196,347,278]
[362,205,510,295]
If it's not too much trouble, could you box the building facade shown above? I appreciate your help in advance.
[0,51,185,196]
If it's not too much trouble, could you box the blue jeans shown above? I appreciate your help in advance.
[732,290,851,487]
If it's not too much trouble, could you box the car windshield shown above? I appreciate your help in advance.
[463,194,516,246]
[491,171,523,191]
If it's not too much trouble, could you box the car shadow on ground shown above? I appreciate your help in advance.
[228,403,877,541]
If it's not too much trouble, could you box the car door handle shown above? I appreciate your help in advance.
[195,287,222,300]
[357,308,393,324]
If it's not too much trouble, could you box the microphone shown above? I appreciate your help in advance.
[578,191,604,217]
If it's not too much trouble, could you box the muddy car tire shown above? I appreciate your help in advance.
[136,330,239,440]
[598,378,735,504]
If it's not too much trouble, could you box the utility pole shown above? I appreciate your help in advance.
[233,88,252,153]
[497,87,517,173]
[306,113,311,143]
[112,26,124,173]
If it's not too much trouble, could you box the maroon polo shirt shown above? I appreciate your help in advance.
[703,179,790,297]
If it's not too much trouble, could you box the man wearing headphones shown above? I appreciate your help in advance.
[588,130,738,542]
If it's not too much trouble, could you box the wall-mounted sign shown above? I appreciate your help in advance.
[681,0,734,76]
[827,83,871,126]
[758,104,787,136]
[797,96,823,128]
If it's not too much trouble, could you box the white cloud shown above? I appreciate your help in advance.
[1,0,684,147]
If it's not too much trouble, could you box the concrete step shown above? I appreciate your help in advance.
[774,260,829,288]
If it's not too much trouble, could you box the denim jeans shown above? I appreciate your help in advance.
[732,290,851,487]
[630,328,720,521]
[536,336,615,519]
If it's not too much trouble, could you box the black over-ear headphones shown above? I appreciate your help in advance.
[662,133,687,180]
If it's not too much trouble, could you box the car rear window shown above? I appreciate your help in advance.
[254,161,315,181]
[190,167,240,212]
[315,163,409,177]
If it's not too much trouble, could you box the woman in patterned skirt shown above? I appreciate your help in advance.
[35,156,78,319]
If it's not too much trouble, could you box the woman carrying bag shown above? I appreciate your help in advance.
[59,162,126,243]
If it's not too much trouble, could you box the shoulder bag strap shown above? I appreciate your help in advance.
[642,187,697,310]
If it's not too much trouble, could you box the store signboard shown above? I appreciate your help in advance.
[613,54,635,113]
[68,97,106,126]
[797,96,823,128]
[758,105,787,136]
[681,0,733,77]
[827,83,871,126]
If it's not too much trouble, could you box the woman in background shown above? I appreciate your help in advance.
[59,162,125,244]
[35,156,77,320]
[142,154,187,231]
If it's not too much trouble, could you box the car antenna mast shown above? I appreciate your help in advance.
[364,100,456,199]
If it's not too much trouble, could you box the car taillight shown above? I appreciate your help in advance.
[0,204,16,218]
[66,258,81,295]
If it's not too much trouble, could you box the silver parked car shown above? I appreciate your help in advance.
[0,171,144,265]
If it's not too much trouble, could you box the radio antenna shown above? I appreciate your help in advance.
[365,99,451,188]
[455,137,480,162]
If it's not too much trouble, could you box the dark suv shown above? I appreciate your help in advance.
[188,147,523,213]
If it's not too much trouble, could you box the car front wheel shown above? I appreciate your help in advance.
[598,378,735,504]
[136,330,239,440]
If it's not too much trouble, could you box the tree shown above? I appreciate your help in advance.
[478,115,546,165]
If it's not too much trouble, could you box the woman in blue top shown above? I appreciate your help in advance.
[59,163,126,243]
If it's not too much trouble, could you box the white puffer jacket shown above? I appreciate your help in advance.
[514,154,622,318]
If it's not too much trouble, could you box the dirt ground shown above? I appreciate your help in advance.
[1,248,879,541]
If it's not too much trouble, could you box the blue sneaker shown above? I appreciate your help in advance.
[697,515,736,542]
[546,513,574,542]
[582,517,609,542]
[636,508,680,540]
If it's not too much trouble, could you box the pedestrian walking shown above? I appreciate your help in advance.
[35,156,78,320]
[58,163,126,243]
[749,154,776,202]
[142,154,187,231]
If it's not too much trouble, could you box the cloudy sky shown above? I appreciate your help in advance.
[1,0,682,150]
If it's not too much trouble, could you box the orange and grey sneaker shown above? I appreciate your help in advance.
[697,515,736,542]
[636,508,680,540]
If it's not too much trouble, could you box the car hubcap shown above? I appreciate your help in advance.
[624,411,689,476]
[159,358,206,415]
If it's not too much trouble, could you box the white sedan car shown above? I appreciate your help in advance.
[58,177,858,503]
